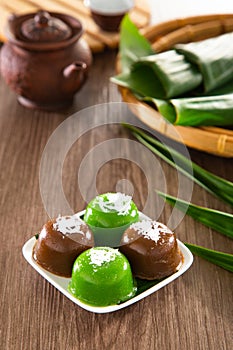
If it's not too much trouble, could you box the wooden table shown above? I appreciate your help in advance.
[0,19,232,350]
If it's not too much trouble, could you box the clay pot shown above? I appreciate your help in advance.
[0,11,92,110]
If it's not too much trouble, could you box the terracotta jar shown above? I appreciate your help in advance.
[0,11,92,110]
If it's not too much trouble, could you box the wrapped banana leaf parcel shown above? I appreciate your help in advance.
[112,16,233,127]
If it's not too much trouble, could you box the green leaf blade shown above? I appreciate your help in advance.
[158,191,233,239]
[119,14,154,73]
[123,124,233,207]
[185,243,233,272]
[175,32,233,92]
[114,17,233,127]
[146,97,176,123]
[111,65,167,100]
[134,50,202,99]
[171,93,233,127]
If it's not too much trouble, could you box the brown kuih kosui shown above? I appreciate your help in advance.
[33,215,94,277]
[120,220,183,280]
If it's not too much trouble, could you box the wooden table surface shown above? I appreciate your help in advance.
[0,8,233,350]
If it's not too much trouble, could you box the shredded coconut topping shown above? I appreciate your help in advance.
[130,220,172,243]
[95,192,132,216]
[88,248,120,267]
[53,215,84,235]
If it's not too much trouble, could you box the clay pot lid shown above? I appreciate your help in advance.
[21,10,72,42]
[6,11,83,50]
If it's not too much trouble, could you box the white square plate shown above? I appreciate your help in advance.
[22,211,193,313]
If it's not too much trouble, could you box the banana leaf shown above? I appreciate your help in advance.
[112,49,203,101]
[175,32,233,92]
[113,70,233,127]
[111,66,168,100]
[203,78,233,96]
[111,71,177,122]
[123,123,233,207]
[171,93,233,126]
[112,16,233,127]
[119,14,154,73]
[145,94,233,126]
[133,50,202,98]
[135,278,160,295]
[157,191,233,239]
[146,98,176,123]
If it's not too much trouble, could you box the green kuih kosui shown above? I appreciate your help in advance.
[68,247,136,306]
[83,192,139,247]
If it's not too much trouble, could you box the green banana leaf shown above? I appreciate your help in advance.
[112,16,233,127]
[175,32,233,92]
[135,277,160,295]
[123,123,233,207]
[171,93,233,126]
[145,94,233,126]
[112,70,177,122]
[133,50,202,98]
[146,97,176,123]
[119,14,154,73]
[203,78,233,96]
[158,191,233,239]
[111,66,167,100]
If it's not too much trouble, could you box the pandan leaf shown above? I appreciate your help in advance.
[123,123,233,207]
[185,243,233,272]
[158,191,233,239]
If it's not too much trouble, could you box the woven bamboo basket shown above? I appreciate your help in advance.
[118,14,233,157]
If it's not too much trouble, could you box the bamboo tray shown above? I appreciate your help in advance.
[118,14,233,158]
[0,0,150,52]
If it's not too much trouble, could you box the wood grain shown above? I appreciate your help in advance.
[0,50,232,350]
